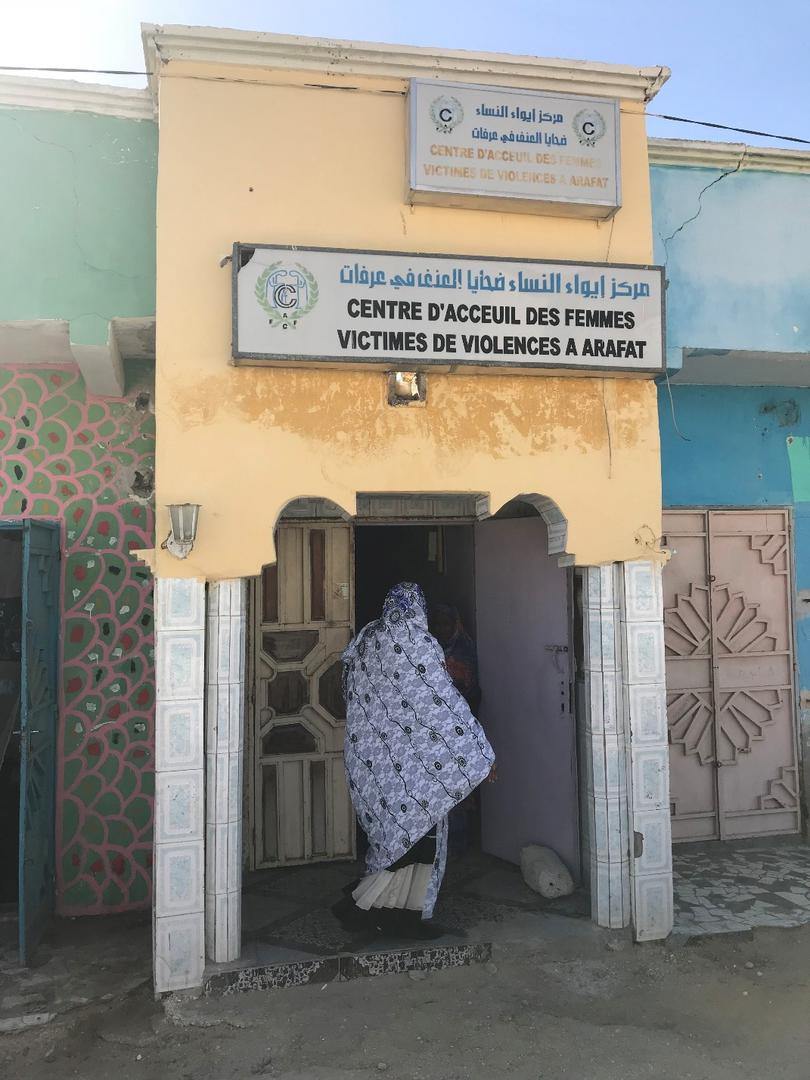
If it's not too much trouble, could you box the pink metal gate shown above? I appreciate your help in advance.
[663,510,799,842]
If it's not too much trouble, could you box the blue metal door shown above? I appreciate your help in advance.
[18,520,60,964]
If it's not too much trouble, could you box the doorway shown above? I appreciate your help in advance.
[0,520,60,965]
[249,502,579,883]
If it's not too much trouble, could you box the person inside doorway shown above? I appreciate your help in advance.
[430,603,481,713]
[336,582,494,938]
[430,603,483,856]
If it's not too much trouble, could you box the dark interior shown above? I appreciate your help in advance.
[354,523,476,633]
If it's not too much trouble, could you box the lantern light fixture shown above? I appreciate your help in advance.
[161,503,201,559]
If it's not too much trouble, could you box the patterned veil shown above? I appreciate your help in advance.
[342,583,494,917]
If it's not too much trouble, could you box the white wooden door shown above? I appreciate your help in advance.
[474,516,579,875]
[251,523,356,867]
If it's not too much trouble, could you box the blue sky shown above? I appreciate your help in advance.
[3,1,808,147]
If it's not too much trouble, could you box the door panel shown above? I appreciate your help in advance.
[663,509,799,842]
[18,520,60,965]
[662,512,719,841]
[252,522,356,867]
[474,517,578,874]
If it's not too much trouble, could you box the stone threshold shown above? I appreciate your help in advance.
[203,940,492,995]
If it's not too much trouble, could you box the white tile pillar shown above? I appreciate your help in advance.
[205,580,247,963]
[580,565,633,929]
[620,560,673,942]
[154,578,206,994]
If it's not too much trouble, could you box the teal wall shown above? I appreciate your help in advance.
[0,107,156,342]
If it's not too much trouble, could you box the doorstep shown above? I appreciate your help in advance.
[203,939,492,995]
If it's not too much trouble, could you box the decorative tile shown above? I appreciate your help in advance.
[156,700,203,772]
[207,752,231,825]
[634,874,674,942]
[627,684,667,746]
[623,622,666,684]
[155,770,204,843]
[633,811,672,876]
[155,841,203,917]
[600,564,617,608]
[602,671,621,733]
[155,912,205,993]
[228,682,245,752]
[156,630,204,701]
[623,560,663,622]
[226,889,242,961]
[206,822,230,895]
[228,754,243,822]
[227,819,242,890]
[631,747,670,811]
[157,578,205,632]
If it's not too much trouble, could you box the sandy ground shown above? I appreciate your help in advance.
[2,912,810,1080]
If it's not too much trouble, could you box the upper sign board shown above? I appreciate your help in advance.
[233,244,664,376]
[409,79,621,218]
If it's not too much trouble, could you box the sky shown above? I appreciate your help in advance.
[2,0,809,147]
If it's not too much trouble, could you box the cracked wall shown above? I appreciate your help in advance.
[651,164,810,354]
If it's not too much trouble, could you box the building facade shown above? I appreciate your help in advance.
[143,26,674,993]
[0,77,157,950]
[651,140,810,844]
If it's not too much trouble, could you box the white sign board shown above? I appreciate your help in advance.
[233,244,664,375]
[409,80,621,218]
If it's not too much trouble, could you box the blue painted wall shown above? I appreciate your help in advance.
[658,385,810,683]
[652,158,810,721]
[651,164,810,356]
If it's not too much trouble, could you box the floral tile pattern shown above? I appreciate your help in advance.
[0,365,155,914]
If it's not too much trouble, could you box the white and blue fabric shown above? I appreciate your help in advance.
[342,582,494,918]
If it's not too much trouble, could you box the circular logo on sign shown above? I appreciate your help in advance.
[573,108,607,148]
[430,95,464,134]
[254,262,319,327]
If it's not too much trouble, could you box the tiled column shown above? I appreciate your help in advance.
[580,565,632,929]
[620,560,673,942]
[154,578,206,993]
[205,580,247,963]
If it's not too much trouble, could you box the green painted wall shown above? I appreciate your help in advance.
[0,107,156,333]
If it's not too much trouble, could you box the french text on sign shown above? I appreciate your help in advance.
[234,245,664,376]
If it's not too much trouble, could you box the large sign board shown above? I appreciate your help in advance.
[233,244,665,375]
[408,80,621,218]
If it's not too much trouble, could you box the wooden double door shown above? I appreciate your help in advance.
[663,509,799,842]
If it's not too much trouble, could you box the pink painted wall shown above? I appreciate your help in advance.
[0,363,155,913]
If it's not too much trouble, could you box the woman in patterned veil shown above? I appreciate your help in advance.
[338,582,494,932]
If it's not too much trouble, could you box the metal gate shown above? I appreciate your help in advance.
[249,522,356,867]
[662,509,799,842]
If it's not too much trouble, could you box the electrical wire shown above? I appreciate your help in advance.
[0,65,808,146]
[648,112,810,146]
[0,66,150,76]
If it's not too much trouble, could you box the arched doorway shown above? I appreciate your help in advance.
[247,492,578,883]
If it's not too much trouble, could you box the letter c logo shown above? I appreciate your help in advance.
[274,284,297,309]
[583,121,595,136]
[439,107,453,123]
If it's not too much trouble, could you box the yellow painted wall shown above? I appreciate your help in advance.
[153,64,663,579]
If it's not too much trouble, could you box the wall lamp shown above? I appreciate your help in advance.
[161,503,201,559]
